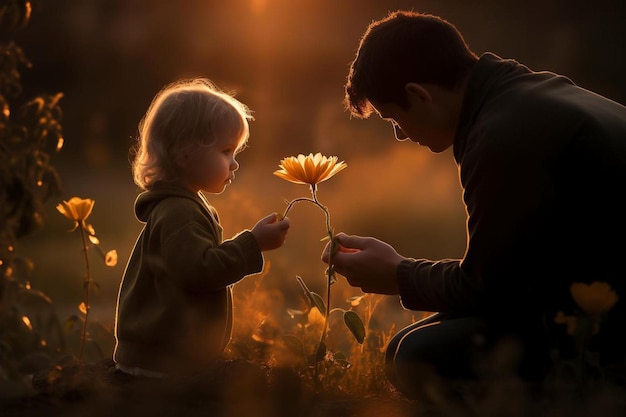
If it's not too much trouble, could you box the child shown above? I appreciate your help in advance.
[113,78,290,378]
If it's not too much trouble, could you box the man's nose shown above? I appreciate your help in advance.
[393,123,409,141]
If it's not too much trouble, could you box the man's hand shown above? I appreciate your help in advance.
[321,232,406,295]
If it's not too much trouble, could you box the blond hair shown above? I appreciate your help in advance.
[131,78,253,190]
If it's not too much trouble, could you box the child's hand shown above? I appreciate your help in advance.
[251,213,291,251]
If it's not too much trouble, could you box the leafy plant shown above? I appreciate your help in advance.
[551,281,622,393]
[273,152,366,389]
[56,197,117,367]
[0,4,117,397]
[0,0,66,389]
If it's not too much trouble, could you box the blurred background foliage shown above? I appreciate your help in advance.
[0,0,67,391]
[1,0,625,384]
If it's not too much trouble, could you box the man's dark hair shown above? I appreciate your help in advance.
[345,11,478,118]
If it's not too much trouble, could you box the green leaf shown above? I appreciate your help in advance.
[333,351,347,361]
[343,310,366,344]
[295,275,314,305]
[286,308,306,318]
[333,352,352,369]
[306,341,327,366]
[16,287,52,307]
[295,275,327,316]
[310,292,327,317]
[346,295,365,307]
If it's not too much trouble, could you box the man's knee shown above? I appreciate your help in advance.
[384,317,487,384]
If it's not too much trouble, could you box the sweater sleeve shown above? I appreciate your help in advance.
[161,225,263,292]
[397,259,480,313]
[395,118,551,314]
[151,199,264,292]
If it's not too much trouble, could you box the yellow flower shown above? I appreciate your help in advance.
[105,250,118,267]
[308,306,326,329]
[554,311,578,336]
[274,153,347,186]
[56,197,94,230]
[570,281,618,317]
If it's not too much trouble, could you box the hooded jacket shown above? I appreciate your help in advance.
[113,181,263,374]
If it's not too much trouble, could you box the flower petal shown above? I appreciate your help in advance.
[57,197,95,223]
[56,201,73,220]
[274,169,307,184]
[274,153,347,187]
[71,197,94,221]
[105,250,118,267]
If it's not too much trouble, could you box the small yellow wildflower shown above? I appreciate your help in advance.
[274,153,347,186]
[570,281,618,317]
[308,306,326,328]
[105,250,118,267]
[555,281,619,337]
[56,197,94,230]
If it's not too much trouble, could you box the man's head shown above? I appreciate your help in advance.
[345,11,477,118]
[344,11,478,152]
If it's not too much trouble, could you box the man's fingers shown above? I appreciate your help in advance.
[334,233,367,251]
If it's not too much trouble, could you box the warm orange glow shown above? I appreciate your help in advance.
[24,1,32,22]
[21,316,32,330]
[250,0,268,15]
[78,301,88,315]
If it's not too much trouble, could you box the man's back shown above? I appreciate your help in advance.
[456,52,626,372]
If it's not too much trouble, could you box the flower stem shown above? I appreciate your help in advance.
[282,185,336,391]
[78,224,91,368]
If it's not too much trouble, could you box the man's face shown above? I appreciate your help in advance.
[370,90,455,153]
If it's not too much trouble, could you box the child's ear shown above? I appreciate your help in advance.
[405,83,432,104]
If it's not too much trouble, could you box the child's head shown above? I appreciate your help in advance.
[132,78,253,190]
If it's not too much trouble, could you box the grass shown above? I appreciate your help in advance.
[2,357,626,417]
[2,269,626,417]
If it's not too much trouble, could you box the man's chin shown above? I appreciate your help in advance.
[428,144,453,154]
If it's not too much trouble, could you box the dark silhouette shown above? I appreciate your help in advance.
[322,10,626,398]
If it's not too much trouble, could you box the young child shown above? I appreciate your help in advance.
[113,78,290,378]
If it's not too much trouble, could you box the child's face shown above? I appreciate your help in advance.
[178,135,242,194]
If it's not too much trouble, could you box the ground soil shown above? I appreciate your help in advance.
[2,359,626,417]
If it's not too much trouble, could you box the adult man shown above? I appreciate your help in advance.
[322,10,626,397]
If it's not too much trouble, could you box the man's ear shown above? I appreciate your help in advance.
[405,83,432,104]
[175,150,189,167]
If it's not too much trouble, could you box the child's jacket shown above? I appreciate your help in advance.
[113,181,263,374]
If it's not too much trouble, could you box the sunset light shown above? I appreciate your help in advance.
[4,1,626,416]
